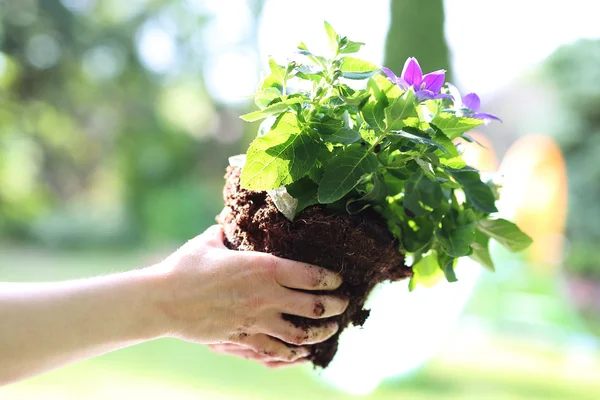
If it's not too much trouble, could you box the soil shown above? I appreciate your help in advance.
[217,167,412,367]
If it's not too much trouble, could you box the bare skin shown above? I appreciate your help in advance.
[0,225,348,386]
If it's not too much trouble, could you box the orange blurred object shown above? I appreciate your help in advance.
[499,135,568,271]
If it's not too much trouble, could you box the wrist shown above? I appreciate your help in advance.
[126,266,175,340]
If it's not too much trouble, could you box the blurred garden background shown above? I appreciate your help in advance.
[2,0,600,398]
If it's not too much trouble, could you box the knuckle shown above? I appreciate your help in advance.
[259,255,278,277]
[244,295,267,310]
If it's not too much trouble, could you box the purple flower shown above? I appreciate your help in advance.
[381,57,453,101]
[447,83,501,122]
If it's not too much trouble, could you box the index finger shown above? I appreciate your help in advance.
[271,256,342,291]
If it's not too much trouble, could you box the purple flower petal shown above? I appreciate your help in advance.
[471,112,502,122]
[415,90,435,101]
[395,78,410,90]
[381,67,398,83]
[401,57,423,87]
[462,93,481,112]
[422,70,446,93]
[433,93,454,100]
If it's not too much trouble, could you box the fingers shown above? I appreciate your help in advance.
[210,344,270,360]
[263,359,309,369]
[279,290,349,319]
[271,256,342,291]
[236,334,310,362]
[259,318,338,346]
[209,344,308,369]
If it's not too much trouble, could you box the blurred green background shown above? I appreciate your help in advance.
[2,0,600,399]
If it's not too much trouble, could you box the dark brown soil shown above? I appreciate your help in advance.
[217,167,412,367]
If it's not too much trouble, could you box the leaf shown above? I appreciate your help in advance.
[410,252,445,290]
[436,222,476,257]
[318,144,379,203]
[240,97,305,122]
[286,177,319,214]
[443,262,458,282]
[340,57,378,80]
[272,112,300,133]
[326,127,361,144]
[346,173,386,214]
[385,89,418,130]
[445,168,498,214]
[403,170,442,216]
[470,230,495,271]
[402,216,435,253]
[372,74,404,100]
[324,21,339,53]
[260,58,286,91]
[361,96,387,133]
[339,40,364,54]
[309,115,343,135]
[429,123,459,158]
[438,252,458,283]
[254,87,281,109]
[297,42,327,68]
[431,113,483,139]
[241,130,318,190]
[477,218,533,252]
[392,128,449,154]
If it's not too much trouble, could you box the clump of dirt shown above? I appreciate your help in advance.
[217,167,412,367]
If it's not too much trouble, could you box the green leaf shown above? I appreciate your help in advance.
[438,252,458,282]
[429,123,459,158]
[403,170,442,216]
[385,89,418,130]
[286,177,319,214]
[392,128,449,154]
[309,115,343,135]
[240,97,305,122]
[241,130,318,190]
[271,112,300,133]
[445,168,498,214]
[318,144,379,203]
[339,40,364,54]
[402,216,435,253]
[431,113,483,139]
[260,58,287,91]
[477,218,533,252]
[361,95,387,133]
[340,57,378,80]
[410,252,445,289]
[254,87,281,109]
[436,222,476,258]
[326,127,361,144]
[324,21,339,53]
[346,173,386,214]
[372,74,403,100]
[470,230,495,271]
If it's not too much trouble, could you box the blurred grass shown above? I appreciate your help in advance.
[2,247,600,399]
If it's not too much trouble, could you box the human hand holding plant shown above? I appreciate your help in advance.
[158,225,348,361]
[218,22,533,367]
[0,224,348,385]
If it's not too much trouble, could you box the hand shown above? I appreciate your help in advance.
[208,343,309,369]
[153,225,349,363]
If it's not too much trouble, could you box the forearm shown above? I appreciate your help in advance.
[0,267,167,386]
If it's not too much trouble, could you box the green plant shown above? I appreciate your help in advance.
[237,22,531,289]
